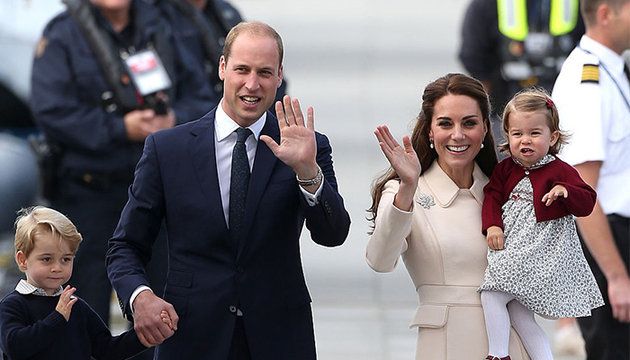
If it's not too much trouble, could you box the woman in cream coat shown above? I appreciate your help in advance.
[367,73,529,360]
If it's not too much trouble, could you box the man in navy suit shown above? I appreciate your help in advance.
[106,21,351,359]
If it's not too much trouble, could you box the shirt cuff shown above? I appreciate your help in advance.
[129,286,152,314]
[300,180,323,206]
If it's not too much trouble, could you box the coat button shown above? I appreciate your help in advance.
[229,305,237,313]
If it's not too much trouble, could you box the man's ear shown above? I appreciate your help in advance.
[218,55,226,81]
[15,251,27,271]
[277,64,283,88]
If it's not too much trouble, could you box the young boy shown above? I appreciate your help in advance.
[0,206,149,359]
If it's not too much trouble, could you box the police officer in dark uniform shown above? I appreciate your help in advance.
[30,0,212,345]
[152,0,288,108]
[459,0,584,151]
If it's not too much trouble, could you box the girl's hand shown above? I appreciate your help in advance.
[542,185,568,206]
[55,285,78,321]
[487,226,505,250]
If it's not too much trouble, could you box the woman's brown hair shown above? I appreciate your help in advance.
[368,73,497,228]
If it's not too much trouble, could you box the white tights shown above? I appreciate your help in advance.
[480,290,553,360]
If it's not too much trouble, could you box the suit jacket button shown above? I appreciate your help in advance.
[229,305,237,313]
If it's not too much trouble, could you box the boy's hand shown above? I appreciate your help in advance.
[55,285,78,321]
[542,185,568,206]
[160,310,174,331]
[487,226,505,250]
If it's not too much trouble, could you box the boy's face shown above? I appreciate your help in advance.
[15,233,75,296]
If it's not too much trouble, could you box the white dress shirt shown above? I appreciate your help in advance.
[553,35,630,217]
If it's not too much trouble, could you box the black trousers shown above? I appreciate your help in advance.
[578,214,630,360]
[228,317,251,360]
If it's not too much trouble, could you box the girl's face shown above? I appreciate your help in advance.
[507,110,559,167]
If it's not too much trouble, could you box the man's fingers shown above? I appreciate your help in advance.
[306,106,314,130]
[260,135,280,154]
[164,305,179,331]
[283,95,296,125]
[291,98,304,126]
[136,331,153,348]
[275,101,286,129]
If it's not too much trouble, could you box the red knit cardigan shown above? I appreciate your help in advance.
[482,156,596,234]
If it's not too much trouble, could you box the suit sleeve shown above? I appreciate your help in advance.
[301,133,350,247]
[554,160,597,217]
[106,134,166,317]
[482,161,507,234]
[30,25,128,153]
[0,296,67,359]
[83,300,147,359]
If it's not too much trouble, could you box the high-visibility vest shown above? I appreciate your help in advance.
[497,0,579,41]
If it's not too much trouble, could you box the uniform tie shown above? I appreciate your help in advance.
[229,128,252,247]
[624,64,630,84]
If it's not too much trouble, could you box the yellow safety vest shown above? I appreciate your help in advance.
[497,0,579,41]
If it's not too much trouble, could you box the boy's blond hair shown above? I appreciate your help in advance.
[14,206,82,257]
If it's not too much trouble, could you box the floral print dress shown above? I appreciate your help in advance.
[479,155,604,318]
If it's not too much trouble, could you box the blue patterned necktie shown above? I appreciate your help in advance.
[229,128,252,246]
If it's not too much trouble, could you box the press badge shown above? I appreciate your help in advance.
[123,48,171,96]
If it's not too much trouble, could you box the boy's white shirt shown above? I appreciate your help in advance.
[15,279,63,297]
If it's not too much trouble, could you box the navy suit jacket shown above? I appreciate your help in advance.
[106,108,350,359]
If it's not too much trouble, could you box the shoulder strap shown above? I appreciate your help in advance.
[62,0,140,112]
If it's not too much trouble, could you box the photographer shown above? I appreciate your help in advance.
[29,0,212,348]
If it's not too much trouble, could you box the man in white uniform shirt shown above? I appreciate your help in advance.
[552,0,630,358]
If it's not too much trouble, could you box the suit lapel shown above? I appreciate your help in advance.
[189,111,228,232]
[238,113,280,259]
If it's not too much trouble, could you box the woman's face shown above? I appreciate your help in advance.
[429,94,487,177]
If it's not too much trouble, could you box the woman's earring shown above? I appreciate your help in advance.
[429,139,434,149]
[481,143,485,149]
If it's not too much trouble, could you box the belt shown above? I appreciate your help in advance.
[418,284,481,306]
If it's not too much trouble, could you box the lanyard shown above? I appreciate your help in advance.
[578,46,630,112]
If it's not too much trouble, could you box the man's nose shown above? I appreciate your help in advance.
[245,74,260,91]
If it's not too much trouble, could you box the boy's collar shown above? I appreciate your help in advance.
[15,279,63,297]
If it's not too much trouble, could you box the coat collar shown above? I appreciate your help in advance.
[422,161,487,207]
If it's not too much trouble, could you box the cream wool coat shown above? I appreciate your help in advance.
[367,161,529,360]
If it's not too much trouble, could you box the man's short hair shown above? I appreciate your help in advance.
[222,21,283,66]
[581,0,629,25]
[14,206,82,256]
